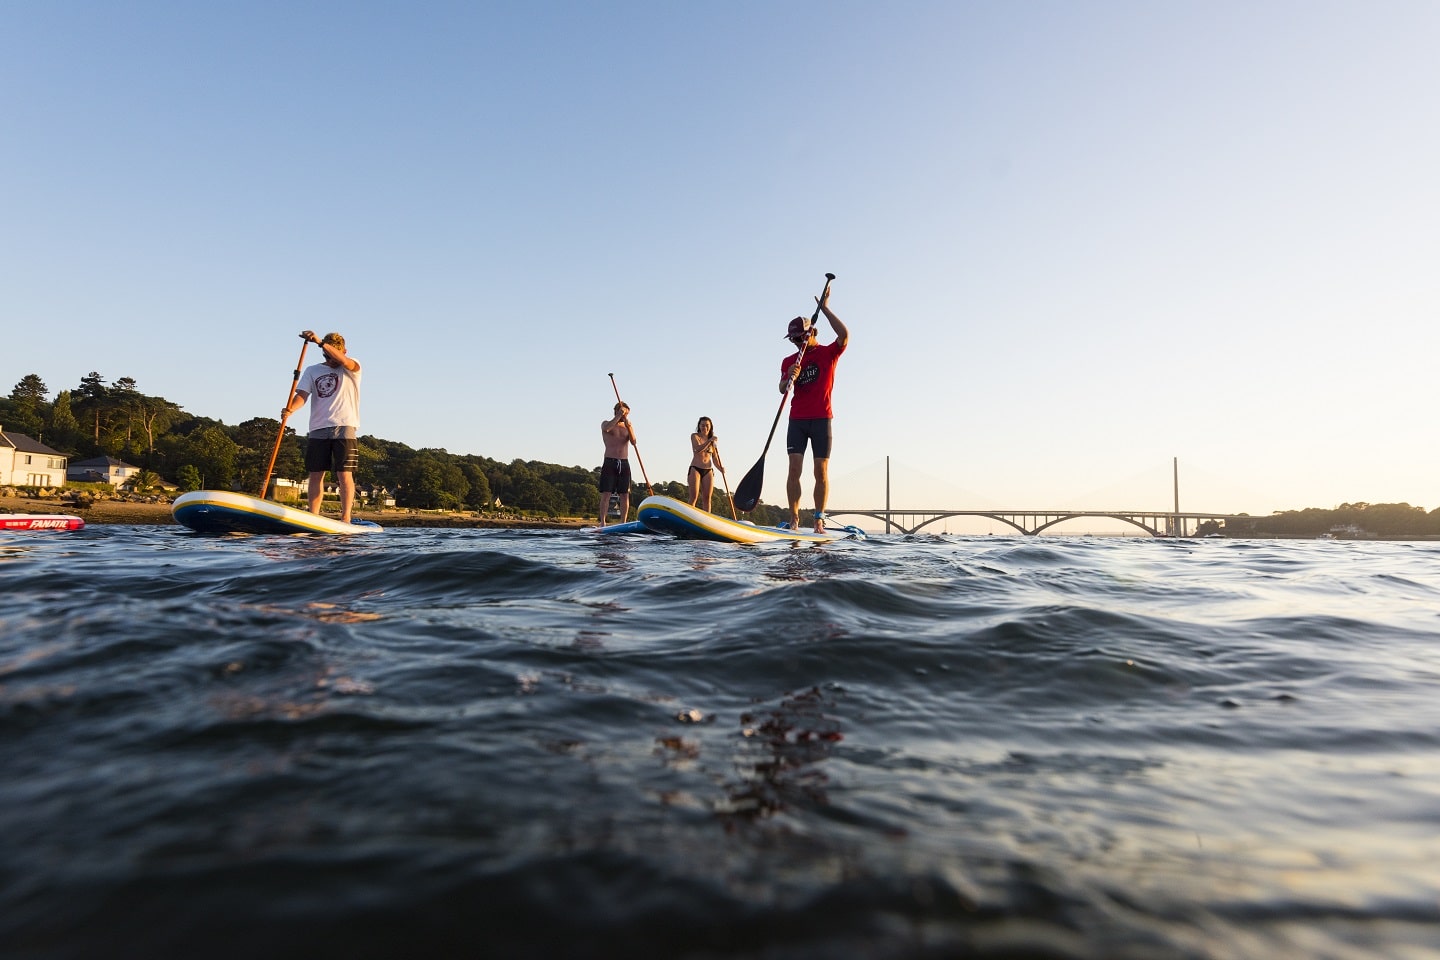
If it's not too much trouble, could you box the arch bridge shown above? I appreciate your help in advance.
[825,508,1252,537]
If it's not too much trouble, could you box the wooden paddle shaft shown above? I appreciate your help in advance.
[711,441,738,519]
[259,338,312,499]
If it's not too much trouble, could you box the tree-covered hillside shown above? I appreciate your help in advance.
[1206,502,1440,540]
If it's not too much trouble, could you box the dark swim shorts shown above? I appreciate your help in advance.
[785,418,833,459]
[305,436,359,474]
[599,457,632,493]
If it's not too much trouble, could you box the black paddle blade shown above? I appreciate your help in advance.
[733,459,765,513]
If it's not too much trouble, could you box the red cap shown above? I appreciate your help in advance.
[785,317,809,339]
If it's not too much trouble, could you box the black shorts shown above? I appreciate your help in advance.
[599,457,632,493]
[305,437,359,474]
[786,418,833,459]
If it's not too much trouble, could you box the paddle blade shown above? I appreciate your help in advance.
[733,458,766,513]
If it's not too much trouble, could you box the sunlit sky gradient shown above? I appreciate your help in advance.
[4,2,1438,528]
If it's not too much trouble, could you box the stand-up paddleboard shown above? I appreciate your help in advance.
[1,514,85,531]
[172,491,382,535]
[594,519,653,535]
[636,495,865,544]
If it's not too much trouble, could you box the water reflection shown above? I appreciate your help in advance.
[721,686,843,824]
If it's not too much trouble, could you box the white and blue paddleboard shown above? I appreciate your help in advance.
[594,519,652,535]
[172,490,382,535]
[636,495,864,544]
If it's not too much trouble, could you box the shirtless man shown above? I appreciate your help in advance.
[598,402,635,526]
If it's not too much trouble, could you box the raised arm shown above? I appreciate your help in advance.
[818,288,848,347]
[321,340,360,372]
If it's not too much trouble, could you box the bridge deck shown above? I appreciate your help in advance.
[825,508,1255,537]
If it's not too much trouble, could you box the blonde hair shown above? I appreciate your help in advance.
[321,332,345,349]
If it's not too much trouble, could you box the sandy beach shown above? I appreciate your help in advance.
[0,495,590,529]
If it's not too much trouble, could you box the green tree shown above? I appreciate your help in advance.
[132,395,184,461]
[73,372,109,447]
[511,475,567,515]
[460,462,494,510]
[110,376,140,452]
[48,390,80,449]
[356,435,408,491]
[128,468,161,493]
[181,425,239,490]
[7,374,48,438]
[232,417,302,493]
[556,480,598,517]
[176,464,202,492]
[395,451,469,509]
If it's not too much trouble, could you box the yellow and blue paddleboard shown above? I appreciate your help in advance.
[636,495,863,544]
[172,490,382,535]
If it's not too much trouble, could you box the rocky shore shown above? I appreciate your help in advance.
[0,494,591,530]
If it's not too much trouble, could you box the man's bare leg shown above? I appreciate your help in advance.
[812,457,830,533]
[786,452,804,528]
[307,471,325,515]
[338,471,355,524]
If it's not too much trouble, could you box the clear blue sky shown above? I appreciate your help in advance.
[4,1,1438,528]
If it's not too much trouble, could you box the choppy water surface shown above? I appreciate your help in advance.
[3,527,1440,958]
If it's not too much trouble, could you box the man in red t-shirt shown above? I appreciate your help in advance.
[779,285,850,533]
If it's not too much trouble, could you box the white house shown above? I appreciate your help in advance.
[269,477,305,499]
[66,455,140,487]
[273,479,395,508]
[0,426,69,488]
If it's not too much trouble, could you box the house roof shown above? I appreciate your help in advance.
[68,456,138,469]
[0,429,66,457]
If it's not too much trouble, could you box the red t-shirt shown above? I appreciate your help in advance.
[781,340,847,419]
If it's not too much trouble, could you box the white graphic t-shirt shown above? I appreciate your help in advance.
[298,360,362,437]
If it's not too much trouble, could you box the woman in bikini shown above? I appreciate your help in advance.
[687,416,724,513]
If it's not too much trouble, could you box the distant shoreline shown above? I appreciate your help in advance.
[10,496,1438,540]
[0,496,591,530]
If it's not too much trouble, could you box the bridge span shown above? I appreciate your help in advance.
[824,508,1254,537]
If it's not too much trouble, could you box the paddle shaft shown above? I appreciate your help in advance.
[259,338,312,499]
[607,373,654,496]
[806,273,835,329]
[711,440,738,519]
[757,335,812,459]
[733,273,834,512]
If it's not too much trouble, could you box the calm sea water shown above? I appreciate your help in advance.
[3,526,1440,959]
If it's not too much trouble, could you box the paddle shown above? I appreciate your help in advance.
[733,273,834,513]
[607,373,654,496]
[712,440,738,519]
[258,334,314,498]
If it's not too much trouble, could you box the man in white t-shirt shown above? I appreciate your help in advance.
[284,331,362,523]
